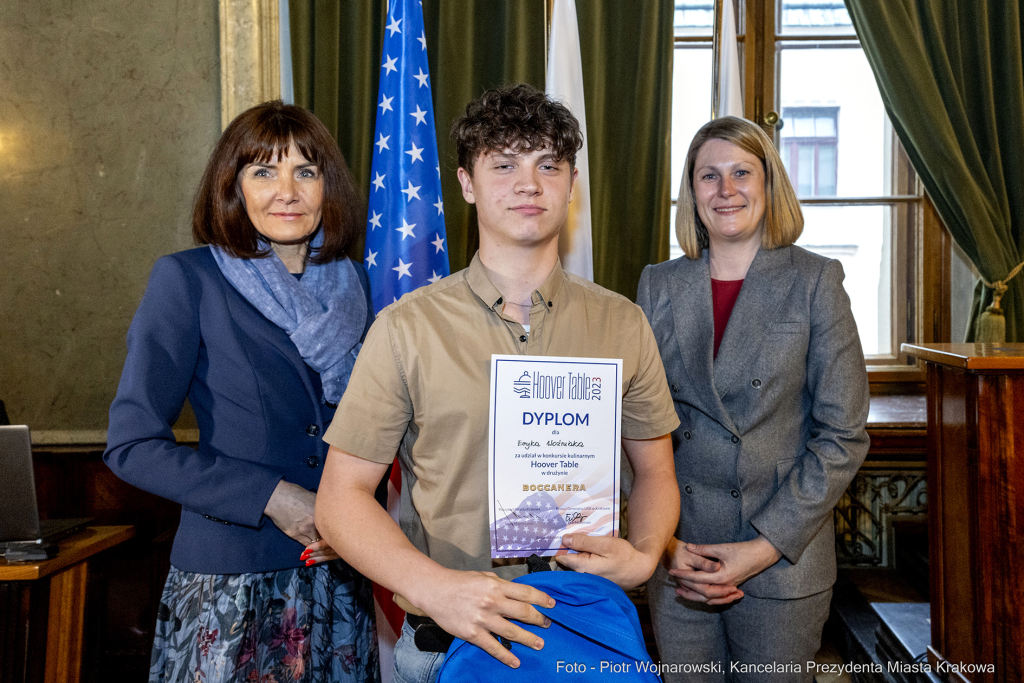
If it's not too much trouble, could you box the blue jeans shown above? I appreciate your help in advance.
[392,619,445,683]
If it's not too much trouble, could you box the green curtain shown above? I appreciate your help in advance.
[576,1,674,297]
[421,1,548,270]
[290,0,673,298]
[845,0,1024,341]
[290,0,388,261]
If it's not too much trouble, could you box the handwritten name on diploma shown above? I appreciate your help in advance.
[516,440,585,449]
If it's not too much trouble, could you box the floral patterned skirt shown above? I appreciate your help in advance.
[150,561,380,683]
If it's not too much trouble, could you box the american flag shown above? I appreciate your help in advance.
[364,0,449,313]
[365,4,448,678]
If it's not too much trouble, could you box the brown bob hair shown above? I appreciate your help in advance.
[450,84,584,174]
[192,100,362,264]
[676,116,803,259]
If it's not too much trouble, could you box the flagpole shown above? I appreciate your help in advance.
[711,0,723,119]
[544,0,553,75]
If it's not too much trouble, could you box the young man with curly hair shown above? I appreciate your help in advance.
[316,84,686,682]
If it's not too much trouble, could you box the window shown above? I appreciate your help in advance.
[781,106,838,197]
[670,0,950,383]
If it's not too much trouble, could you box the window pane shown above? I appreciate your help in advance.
[792,115,814,137]
[797,145,814,196]
[778,0,855,36]
[781,141,794,178]
[797,205,898,356]
[671,46,713,200]
[817,145,837,195]
[779,46,891,197]
[819,145,835,194]
[814,115,836,137]
[950,241,977,342]
[675,0,714,37]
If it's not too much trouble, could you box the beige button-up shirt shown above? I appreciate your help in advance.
[324,254,678,581]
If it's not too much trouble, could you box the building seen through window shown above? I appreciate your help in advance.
[779,0,853,34]
[673,0,713,33]
[781,106,838,197]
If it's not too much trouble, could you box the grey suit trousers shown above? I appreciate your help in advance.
[647,563,831,683]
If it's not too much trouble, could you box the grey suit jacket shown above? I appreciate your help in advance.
[637,245,869,599]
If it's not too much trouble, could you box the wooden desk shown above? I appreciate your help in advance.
[903,344,1024,683]
[0,526,135,683]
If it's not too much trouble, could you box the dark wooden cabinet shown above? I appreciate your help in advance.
[28,447,180,683]
[903,344,1024,683]
[0,527,135,683]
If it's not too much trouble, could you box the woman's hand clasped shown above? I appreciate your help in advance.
[666,535,781,605]
[264,480,341,566]
[299,537,339,566]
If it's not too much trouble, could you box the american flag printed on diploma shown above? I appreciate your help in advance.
[364,0,449,314]
[491,491,569,559]
[489,468,618,559]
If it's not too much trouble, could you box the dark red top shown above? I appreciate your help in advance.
[711,278,744,359]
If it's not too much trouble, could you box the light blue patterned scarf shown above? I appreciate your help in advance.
[210,230,367,404]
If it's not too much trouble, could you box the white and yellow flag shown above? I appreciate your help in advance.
[546,0,593,281]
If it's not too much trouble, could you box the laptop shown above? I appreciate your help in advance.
[0,425,91,558]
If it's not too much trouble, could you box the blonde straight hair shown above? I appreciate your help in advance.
[676,116,804,259]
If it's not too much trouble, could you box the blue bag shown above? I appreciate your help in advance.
[436,571,661,682]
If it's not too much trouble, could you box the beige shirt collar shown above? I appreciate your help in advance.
[465,251,567,311]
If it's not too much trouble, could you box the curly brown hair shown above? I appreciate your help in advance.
[450,84,584,174]
[192,100,362,264]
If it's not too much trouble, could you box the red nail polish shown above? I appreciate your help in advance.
[305,559,315,566]
[300,550,310,560]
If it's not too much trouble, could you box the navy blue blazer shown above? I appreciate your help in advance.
[104,247,372,574]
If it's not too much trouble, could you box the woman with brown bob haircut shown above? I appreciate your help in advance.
[637,116,869,680]
[105,100,379,683]
[193,100,362,261]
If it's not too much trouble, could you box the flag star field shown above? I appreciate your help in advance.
[365,0,449,314]
[490,491,569,559]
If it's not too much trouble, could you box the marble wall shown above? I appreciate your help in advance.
[0,0,220,434]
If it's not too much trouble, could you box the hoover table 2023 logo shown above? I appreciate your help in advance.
[509,370,602,402]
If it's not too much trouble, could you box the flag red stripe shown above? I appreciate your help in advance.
[373,456,405,636]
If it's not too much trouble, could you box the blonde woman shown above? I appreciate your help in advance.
[637,116,869,681]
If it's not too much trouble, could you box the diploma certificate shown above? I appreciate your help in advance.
[488,354,623,558]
